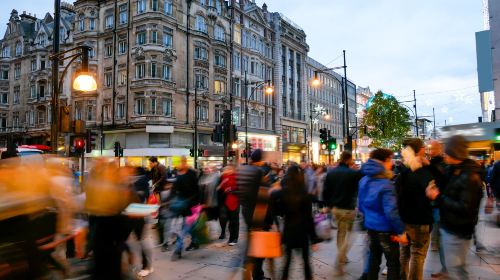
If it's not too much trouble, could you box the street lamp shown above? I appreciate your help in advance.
[311,50,350,150]
[243,71,273,164]
[49,45,97,153]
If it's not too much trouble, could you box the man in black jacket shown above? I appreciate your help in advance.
[323,151,362,276]
[427,135,483,280]
[395,138,434,280]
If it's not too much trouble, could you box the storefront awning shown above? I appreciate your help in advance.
[86,148,189,157]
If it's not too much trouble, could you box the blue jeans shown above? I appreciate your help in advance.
[440,229,470,280]
[174,218,190,253]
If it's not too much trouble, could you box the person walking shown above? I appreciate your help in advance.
[322,151,362,275]
[427,140,448,278]
[272,165,319,280]
[426,135,483,280]
[395,138,434,280]
[149,157,168,247]
[218,165,240,245]
[167,157,200,261]
[236,149,272,280]
[358,148,407,280]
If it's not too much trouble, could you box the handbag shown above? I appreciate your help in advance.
[247,186,282,258]
[247,231,281,258]
[314,212,332,241]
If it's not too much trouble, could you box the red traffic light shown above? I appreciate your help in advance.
[75,138,85,151]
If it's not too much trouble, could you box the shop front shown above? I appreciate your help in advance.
[236,133,280,164]
[282,143,307,163]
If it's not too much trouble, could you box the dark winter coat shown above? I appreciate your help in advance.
[395,164,434,225]
[169,169,200,217]
[429,156,447,191]
[323,163,362,210]
[236,164,268,228]
[436,159,483,239]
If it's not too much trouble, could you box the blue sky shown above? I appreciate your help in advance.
[1,0,484,126]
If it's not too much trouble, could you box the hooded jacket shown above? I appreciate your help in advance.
[358,159,405,234]
[437,159,483,239]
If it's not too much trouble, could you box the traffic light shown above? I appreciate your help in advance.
[495,128,500,141]
[198,148,203,157]
[211,124,223,143]
[321,143,327,150]
[328,137,337,150]
[189,148,194,157]
[85,129,97,153]
[228,150,236,157]
[114,141,123,157]
[230,125,238,142]
[319,128,328,144]
[75,138,85,153]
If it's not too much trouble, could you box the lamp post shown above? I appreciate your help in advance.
[309,103,329,163]
[49,44,97,153]
[311,50,349,150]
[243,71,273,164]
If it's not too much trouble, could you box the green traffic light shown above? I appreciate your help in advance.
[329,143,336,150]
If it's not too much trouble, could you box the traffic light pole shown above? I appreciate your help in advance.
[244,71,249,164]
[328,130,332,165]
[194,86,198,169]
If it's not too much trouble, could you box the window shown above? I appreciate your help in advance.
[118,41,126,54]
[149,133,169,146]
[39,84,45,98]
[150,97,157,114]
[26,110,35,126]
[15,42,22,56]
[196,101,208,121]
[233,52,240,70]
[135,63,145,78]
[214,24,224,41]
[30,85,36,98]
[13,86,19,104]
[137,31,146,45]
[119,4,128,24]
[151,30,158,44]
[105,43,112,57]
[164,0,173,15]
[59,28,67,43]
[40,58,45,70]
[195,15,207,33]
[78,14,85,31]
[117,102,125,119]
[0,92,7,104]
[37,110,46,124]
[214,53,226,67]
[0,114,7,131]
[104,72,112,87]
[199,0,206,6]
[105,15,114,29]
[215,104,224,123]
[135,98,145,115]
[12,112,19,128]
[195,70,208,89]
[151,0,158,11]
[1,45,9,58]
[243,55,248,72]
[86,101,95,121]
[88,47,95,58]
[102,104,111,121]
[137,0,146,14]
[214,80,226,94]
[14,64,21,79]
[194,46,208,60]
[38,34,47,47]
[234,78,240,97]
[0,68,7,80]
[89,18,96,30]
[163,32,172,47]
[31,60,37,72]
[119,71,127,85]
[162,64,171,80]
[151,62,157,77]
[215,0,222,15]
[162,98,172,116]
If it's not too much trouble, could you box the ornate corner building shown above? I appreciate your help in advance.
[0,0,356,166]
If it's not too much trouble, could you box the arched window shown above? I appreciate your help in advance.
[195,15,207,33]
[15,42,22,56]
[1,45,9,58]
[78,14,85,31]
[214,24,224,41]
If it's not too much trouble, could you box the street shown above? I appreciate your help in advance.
[113,200,500,280]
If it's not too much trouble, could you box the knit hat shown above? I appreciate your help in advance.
[402,138,424,154]
[445,135,468,160]
[250,149,263,162]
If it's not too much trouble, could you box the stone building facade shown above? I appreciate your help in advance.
[0,0,358,165]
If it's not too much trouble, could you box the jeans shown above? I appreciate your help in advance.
[174,218,193,253]
[367,230,401,280]
[400,224,431,280]
[219,205,240,242]
[440,229,470,280]
[130,218,152,269]
[282,245,313,280]
[332,208,356,270]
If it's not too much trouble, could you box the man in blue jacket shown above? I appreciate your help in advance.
[358,148,407,280]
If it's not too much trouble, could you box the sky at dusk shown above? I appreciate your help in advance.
[0,0,485,127]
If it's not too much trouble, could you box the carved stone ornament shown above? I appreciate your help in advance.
[134,47,145,58]
[163,48,177,62]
